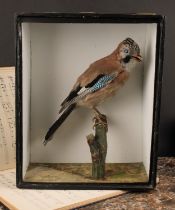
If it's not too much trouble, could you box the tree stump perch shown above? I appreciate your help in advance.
[87,114,107,179]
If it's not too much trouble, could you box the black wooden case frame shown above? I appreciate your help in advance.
[16,13,165,190]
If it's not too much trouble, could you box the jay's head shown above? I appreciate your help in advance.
[117,38,142,64]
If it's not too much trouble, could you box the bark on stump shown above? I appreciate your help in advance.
[87,115,107,179]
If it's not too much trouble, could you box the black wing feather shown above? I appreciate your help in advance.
[85,74,104,88]
[60,74,105,111]
[61,85,81,106]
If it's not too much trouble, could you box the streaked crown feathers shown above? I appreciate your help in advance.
[122,37,140,54]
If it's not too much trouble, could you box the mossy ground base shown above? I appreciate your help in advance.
[24,162,148,183]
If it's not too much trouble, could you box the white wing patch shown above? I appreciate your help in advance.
[77,87,88,94]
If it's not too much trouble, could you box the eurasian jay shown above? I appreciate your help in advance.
[43,38,142,145]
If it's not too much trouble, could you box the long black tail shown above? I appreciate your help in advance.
[43,104,76,146]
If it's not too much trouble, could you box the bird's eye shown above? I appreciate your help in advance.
[124,49,129,53]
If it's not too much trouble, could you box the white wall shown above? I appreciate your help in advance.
[29,23,145,164]
[21,23,157,174]
[142,24,157,174]
[22,23,31,178]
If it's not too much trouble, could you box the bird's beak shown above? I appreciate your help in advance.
[132,54,143,62]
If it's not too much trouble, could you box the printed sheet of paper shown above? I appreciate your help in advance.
[0,169,126,210]
[0,67,15,170]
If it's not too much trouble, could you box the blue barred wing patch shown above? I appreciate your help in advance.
[91,74,116,92]
[61,73,117,110]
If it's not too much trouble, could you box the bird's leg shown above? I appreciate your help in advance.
[93,107,106,122]
[93,107,108,132]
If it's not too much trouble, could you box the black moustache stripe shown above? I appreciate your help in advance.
[123,55,131,63]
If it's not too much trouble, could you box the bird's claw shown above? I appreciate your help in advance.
[92,114,108,132]
[43,139,48,146]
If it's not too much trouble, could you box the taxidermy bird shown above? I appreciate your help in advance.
[43,38,142,145]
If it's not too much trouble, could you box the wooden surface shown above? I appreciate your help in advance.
[1,157,174,210]
[76,157,175,210]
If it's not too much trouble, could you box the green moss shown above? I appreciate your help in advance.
[24,162,148,183]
